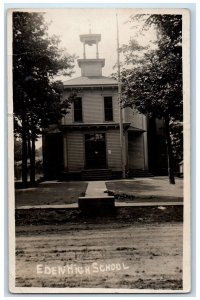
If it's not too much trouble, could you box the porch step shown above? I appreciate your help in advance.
[81,169,112,181]
[127,169,154,178]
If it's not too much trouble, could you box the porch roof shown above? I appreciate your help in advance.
[59,122,130,131]
[128,126,146,133]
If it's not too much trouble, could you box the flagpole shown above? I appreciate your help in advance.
[116,14,126,179]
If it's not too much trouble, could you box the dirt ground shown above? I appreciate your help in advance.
[15,207,183,291]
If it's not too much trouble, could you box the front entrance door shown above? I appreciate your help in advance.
[85,133,106,169]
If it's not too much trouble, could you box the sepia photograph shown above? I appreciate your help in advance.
[8,7,190,293]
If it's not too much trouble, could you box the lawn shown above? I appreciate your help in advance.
[15,181,88,208]
[106,178,183,202]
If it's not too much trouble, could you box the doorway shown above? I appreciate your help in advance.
[85,133,107,169]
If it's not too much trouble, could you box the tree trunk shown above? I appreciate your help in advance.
[30,132,36,184]
[27,130,31,160]
[21,118,28,186]
[165,115,175,184]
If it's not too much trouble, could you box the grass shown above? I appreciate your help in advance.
[15,181,88,208]
[106,178,183,202]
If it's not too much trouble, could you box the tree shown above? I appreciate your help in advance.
[170,120,183,171]
[120,14,183,184]
[14,138,22,162]
[13,12,75,185]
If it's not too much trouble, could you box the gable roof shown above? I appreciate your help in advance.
[63,76,118,88]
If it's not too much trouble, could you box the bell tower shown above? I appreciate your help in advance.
[78,33,105,77]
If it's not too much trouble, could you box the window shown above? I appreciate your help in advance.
[104,97,113,121]
[74,97,82,122]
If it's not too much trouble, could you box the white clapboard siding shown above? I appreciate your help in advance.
[61,90,120,124]
[67,132,84,171]
[125,107,144,129]
[83,92,103,123]
[112,94,120,122]
[107,130,121,170]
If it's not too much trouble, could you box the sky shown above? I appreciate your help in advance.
[44,8,156,80]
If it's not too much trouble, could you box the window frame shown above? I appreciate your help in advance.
[104,96,113,122]
[73,97,83,122]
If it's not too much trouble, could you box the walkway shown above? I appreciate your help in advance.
[17,201,183,210]
[85,181,107,197]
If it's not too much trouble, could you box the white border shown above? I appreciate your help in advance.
[2,1,198,298]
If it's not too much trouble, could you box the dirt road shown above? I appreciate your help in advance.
[15,222,183,290]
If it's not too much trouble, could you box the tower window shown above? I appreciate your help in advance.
[74,97,83,122]
[104,97,113,121]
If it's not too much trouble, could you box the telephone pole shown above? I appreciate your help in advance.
[116,14,126,179]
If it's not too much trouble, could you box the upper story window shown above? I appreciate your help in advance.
[104,96,113,121]
[74,97,83,122]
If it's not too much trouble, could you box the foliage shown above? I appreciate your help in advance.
[170,120,183,167]
[121,14,182,121]
[35,146,43,158]
[14,138,22,162]
[120,14,183,183]
[13,12,75,183]
[13,12,75,138]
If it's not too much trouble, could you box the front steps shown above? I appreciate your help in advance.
[61,169,154,181]
[81,169,112,181]
[127,169,154,178]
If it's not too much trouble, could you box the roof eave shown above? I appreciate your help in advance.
[64,84,118,90]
